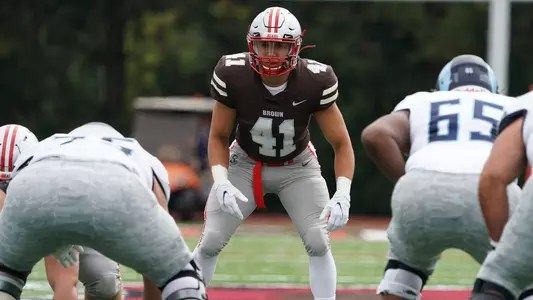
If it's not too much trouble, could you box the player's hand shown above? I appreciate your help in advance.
[212,179,248,220]
[52,245,84,268]
[320,191,350,231]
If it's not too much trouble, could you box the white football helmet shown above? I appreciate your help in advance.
[247,7,303,76]
[436,54,498,93]
[0,124,38,181]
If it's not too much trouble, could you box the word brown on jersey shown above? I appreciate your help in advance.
[210,52,339,164]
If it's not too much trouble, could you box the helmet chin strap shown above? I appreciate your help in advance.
[300,44,316,53]
[298,29,315,54]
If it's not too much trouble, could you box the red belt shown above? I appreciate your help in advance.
[252,159,294,209]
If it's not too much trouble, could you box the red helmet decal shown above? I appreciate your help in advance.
[0,125,19,173]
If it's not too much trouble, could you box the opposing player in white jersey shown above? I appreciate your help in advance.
[0,122,207,300]
[0,124,124,300]
[471,101,533,299]
[361,54,520,300]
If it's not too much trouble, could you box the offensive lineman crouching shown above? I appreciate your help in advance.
[362,55,520,300]
[0,122,207,300]
[1,124,123,300]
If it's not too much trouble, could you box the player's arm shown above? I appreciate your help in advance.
[314,103,355,180]
[44,256,79,300]
[479,116,526,242]
[152,177,168,211]
[0,189,5,211]
[315,103,355,231]
[208,101,236,169]
[0,180,8,210]
[361,110,410,182]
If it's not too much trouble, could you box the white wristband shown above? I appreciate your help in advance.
[211,165,228,182]
[336,176,352,195]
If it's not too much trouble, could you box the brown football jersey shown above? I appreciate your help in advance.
[210,52,338,163]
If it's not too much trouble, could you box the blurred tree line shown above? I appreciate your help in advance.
[1,0,532,214]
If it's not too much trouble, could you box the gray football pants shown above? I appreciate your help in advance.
[0,159,192,287]
[196,143,331,258]
[386,169,520,275]
[477,178,533,297]
[79,247,121,300]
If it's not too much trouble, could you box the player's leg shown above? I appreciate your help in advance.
[193,146,256,285]
[0,263,30,300]
[142,276,162,300]
[44,256,79,300]
[80,166,206,299]
[473,180,533,299]
[277,155,335,300]
[377,171,458,300]
[460,182,521,265]
[0,166,67,299]
[78,248,122,300]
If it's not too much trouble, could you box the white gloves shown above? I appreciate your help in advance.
[212,179,249,220]
[320,177,351,231]
[52,245,84,268]
[211,165,248,220]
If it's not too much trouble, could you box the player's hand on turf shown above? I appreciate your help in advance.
[52,245,84,268]
[212,179,248,220]
[320,191,350,231]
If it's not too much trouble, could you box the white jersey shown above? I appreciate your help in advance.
[501,98,533,165]
[395,90,515,174]
[12,132,171,201]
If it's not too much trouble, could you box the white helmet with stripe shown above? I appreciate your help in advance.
[247,7,303,77]
[0,124,38,181]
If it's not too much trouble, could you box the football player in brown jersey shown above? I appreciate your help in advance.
[193,7,355,300]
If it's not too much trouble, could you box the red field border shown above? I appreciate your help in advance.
[124,285,471,300]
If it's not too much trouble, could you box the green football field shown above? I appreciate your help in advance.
[21,217,480,298]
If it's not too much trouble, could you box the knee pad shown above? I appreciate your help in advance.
[162,260,207,300]
[472,278,515,300]
[79,250,122,300]
[197,230,229,257]
[377,260,429,300]
[302,226,329,257]
[0,264,29,300]
[84,273,122,300]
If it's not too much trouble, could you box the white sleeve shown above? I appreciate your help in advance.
[504,99,528,116]
[499,100,529,134]
[393,92,428,113]
[393,97,415,112]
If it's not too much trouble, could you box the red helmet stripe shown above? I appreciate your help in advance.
[273,7,281,33]
[267,8,274,32]
[1,125,11,172]
[8,125,19,172]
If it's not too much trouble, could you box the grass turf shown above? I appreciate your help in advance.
[21,224,480,298]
